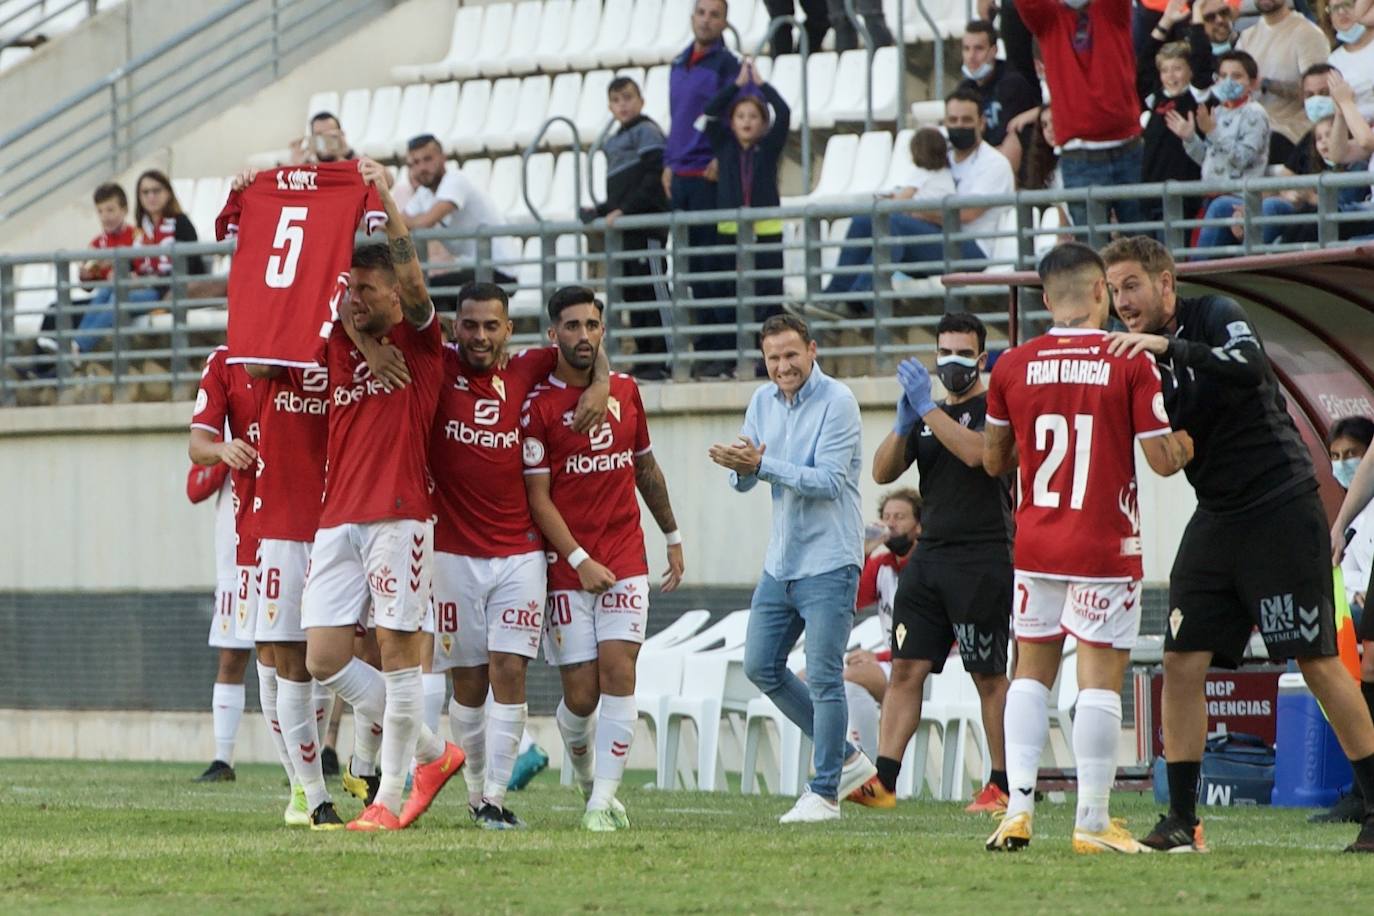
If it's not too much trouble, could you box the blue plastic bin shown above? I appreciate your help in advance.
[1271,673,1353,807]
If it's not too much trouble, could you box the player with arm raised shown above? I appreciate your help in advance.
[522,286,684,832]
[429,281,609,830]
[300,157,463,832]
[983,243,1192,855]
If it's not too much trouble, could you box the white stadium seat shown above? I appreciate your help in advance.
[603,0,661,68]
[769,55,802,130]
[652,0,692,63]
[456,2,513,80]
[509,75,555,150]
[844,130,894,197]
[394,4,483,83]
[510,236,545,317]
[805,52,839,129]
[460,157,494,191]
[910,98,945,127]
[642,64,671,131]
[303,91,339,131]
[587,149,608,209]
[358,85,402,160]
[338,88,371,145]
[188,177,226,243]
[829,46,900,122]
[542,151,582,221]
[503,0,545,75]
[615,66,647,94]
[487,155,525,218]
[509,152,555,223]
[387,83,431,158]
[532,0,574,71]
[789,133,857,202]
[734,0,769,51]
[885,0,938,42]
[883,127,915,190]
[544,72,585,147]
[446,80,493,156]
[547,0,601,70]
[421,82,460,147]
[585,0,633,71]
[574,70,615,146]
[171,178,196,214]
[481,77,524,152]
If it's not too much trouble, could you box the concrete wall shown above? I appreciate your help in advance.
[0,373,1197,591]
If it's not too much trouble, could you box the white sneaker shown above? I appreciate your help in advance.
[779,789,841,824]
[836,752,878,802]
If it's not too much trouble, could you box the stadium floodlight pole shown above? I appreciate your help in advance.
[754,16,811,194]
[842,0,875,132]
[522,116,583,224]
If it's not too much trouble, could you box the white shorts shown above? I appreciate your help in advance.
[544,575,649,667]
[256,539,311,643]
[432,551,547,671]
[1013,572,1142,650]
[233,562,260,643]
[302,520,434,633]
[208,581,253,649]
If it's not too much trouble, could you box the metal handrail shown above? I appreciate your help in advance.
[521,116,584,223]
[754,16,811,194]
[0,0,96,49]
[585,117,618,211]
[914,0,943,102]
[842,0,876,132]
[895,0,907,129]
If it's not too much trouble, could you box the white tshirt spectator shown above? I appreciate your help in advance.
[1236,0,1332,145]
[949,140,1015,243]
[1329,8,1374,122]
[892,163,958,201]
[403,170,519,266]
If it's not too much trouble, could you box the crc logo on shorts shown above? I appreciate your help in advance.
[501,600,542,630]
[473,398,501,426]
[598,584,644,613]
[523,437,546,467]
[369,565,398,597]
[588,421,614,452]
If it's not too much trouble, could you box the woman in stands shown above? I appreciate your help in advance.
[133,170,207,282]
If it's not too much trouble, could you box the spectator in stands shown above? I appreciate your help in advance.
[65,183,162,354]
[400,134,518,311]
[703,59,789,325]
[1169,51,1270,182]
[822,89,1014,305]
[667,0,741,378]
[887,127,956,201]
[824,0,894,51]
[133,169,206,279]
[580,76,673,379]
[1019,107,1074,240]
[1329,0,1374,120]
[1330,416,1374,621]
[289,111,356,165]
[976,0,1038,89]
[1139,0,1221,97]
[1020,0,1143,231]
[763,0,828,56]
[1280,63,1341,177]
[1236,0,1331,165]
[1139,41,1205,229]
[958,19,1040,172]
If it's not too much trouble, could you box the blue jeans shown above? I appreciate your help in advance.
[74,286,162,353]
[743,564,860,800]
[824,214,986,298]
[1059,140,1144,230]
[1196,195,1299,252]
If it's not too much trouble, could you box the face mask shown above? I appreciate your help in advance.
[1322,156,1339,168]
[1213,77,1248,103]
[1333,458,1362,489]
[1305,95,1337,122]
[936,354,980,395]
[1210,40,1233,55]
[884,533,915,556]
[946,127,978,152]
[1337,23,1368,44]
[1063,0,1090,9]
[962,61,994,82]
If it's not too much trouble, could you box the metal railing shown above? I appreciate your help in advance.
[523,117,586,223]
[0,0,96,49]
[0,0,390,224]
[3,171,1372,403]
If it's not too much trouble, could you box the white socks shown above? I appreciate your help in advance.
[590,694,636,812]
[486,701,528,808]
[211,682,244,765]
[556,699,596,792]
[324,657,387,777]
[312,680,333,733]
[1003,678,1050,820]
[1073,688,1122,833]
[422,673,447,735]
[377,667,424,813]
[844,680,880,761]
[450,699,488,809]
[257,662,298,789]
[518,728,535,754]
[278,677,329,810]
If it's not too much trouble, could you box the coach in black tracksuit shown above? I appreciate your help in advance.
[1100,236,1374,854]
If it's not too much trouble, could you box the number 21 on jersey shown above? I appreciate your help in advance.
[1032,413,1093,510]
[265,207,307,288]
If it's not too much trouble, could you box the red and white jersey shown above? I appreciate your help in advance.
[190,346,260,564]
[253,366,330,542]
[521,372,652,590]
[318,316,443,528]
[186,461,228,504]
[216,162,385,367]
[431,345,557,557]
[856,549,908,645]
[986,327,1172,581]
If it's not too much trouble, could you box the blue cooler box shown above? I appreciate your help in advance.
[1153,732,1274,807]
[1271,673,1353,807]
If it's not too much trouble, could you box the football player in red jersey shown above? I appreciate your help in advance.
[430,281,609,830]
[300,158,463,832]
[982,243,1192,855]
[522,286,685,832]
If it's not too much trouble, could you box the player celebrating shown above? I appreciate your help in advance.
[983,243,1193,854]
[521,286,685,832]
[430,281,609,829]
[302,157,463,832]
[1102,235,1374,854]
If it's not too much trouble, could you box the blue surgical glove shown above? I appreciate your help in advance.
[895,391,920,434]
[897,357,937,418]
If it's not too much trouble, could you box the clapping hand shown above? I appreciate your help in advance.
[1165,109,1197,141]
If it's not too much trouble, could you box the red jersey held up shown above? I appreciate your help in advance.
[431,345,557,557]
[186,461,229,504]
[985,327,1172,581]
[190,345,260,564]
[217,162,385,368]
[254,367,330,542]
[521,372,652,590]
[317,315,443,529]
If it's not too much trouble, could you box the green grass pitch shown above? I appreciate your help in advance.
[1,759,1367,913]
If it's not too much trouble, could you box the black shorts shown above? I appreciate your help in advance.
[1359,562,1374,643]
[1167,489,1337,669]
[890,549,1012,674]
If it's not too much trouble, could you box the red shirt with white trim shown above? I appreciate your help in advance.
[430,345,557,557]
[86,225,138,281]
[985,328,1171,581]
[317,315,443,528]
[253,367,330,542]
[521,372,651,590]
[216,162,385,367]
[856,549,908,648]
[190,345,259,564]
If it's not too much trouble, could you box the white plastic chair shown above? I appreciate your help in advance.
[1047,638,1078,766]
[642,64,672,131]
[844,130,894,198]
[460,157,494,190]
[736,0,769,49]
[604,0,662,68]
[904,654,991,800]
[446,80,493,156]
[357,85,401,160]
[481,77,524,152]
[563,0,609,70]
[503,0,545,74]
[542,151,581,222]
[421,82,460,146]
[189,177,226,243]
[337,88,371,143]
[652,0,692,62]
[829,47,900,122]
[574,70,615,145]
[459,2,514,79]
[386,83,431,158]
[642,609,712,650]
[487,155,525,218]
[793,133,858,202]
[805,52,840,129]
[304,90,340,130]
[509,75,555,150]
[587,0,634,69]
[12,262,56,336]
[883,127,915,190]
[910,98,945,127]
[508,151,555,223]
[397,5,483,82]
[532,0,574,70]
[660,647,759,791]
[770,54,803,130]
[539,73,584,148]
[741,695,812,795]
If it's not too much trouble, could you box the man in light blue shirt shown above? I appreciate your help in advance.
[709,314,881,823]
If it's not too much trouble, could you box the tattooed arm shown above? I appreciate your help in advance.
[634,450,685,591]
[358,157,433,328]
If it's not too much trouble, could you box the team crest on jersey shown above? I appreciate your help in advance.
[453,375,470,391]
[441,635,454,654]
[265,603,278,624]
[607,396,622,422]
[493,376,506,401]
[1169,608,1183,638]
[523,437,546,466]
[895,623,907,649]
[194,388,208,414]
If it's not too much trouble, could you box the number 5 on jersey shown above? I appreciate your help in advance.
[265,207,307,288]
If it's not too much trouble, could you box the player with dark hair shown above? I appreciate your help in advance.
[1103,234,1374,854]
[521,286,685,831]
[984,242,1192,854]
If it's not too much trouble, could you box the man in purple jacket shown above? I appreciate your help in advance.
[667,0,741,378]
